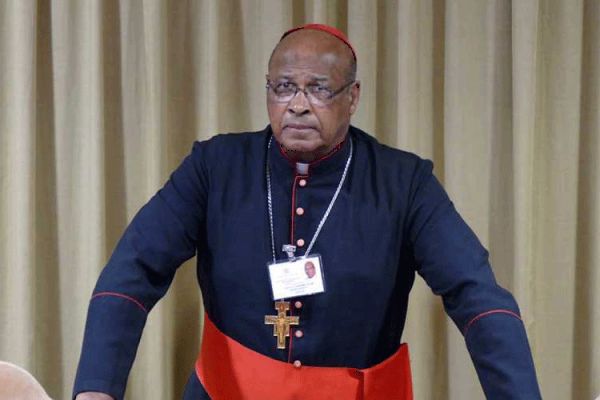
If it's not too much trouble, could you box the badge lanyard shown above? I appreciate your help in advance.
[265,135,353,263]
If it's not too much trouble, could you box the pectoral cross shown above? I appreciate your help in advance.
[264,301,299,349]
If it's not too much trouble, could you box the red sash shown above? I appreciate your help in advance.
[195,315,413,399]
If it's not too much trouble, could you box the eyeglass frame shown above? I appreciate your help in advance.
[265,78,357,106]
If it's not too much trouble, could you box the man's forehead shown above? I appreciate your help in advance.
[274,51,340,71]
[269,64,344,83]
[273,71,330,82]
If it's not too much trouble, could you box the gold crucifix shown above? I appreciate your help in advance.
[264,301,300,349]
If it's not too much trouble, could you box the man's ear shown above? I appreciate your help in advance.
[349,81,361,115]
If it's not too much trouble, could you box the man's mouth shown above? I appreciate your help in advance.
[284,124,316,131]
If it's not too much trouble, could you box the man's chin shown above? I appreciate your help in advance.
[281,126,319,139]
[283,143,319,154]
[273,129,326,159]
[278,133,318,150]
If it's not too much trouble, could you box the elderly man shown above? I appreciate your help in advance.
[74,24,541,399]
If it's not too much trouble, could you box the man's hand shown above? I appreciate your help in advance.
[75,393,114,400]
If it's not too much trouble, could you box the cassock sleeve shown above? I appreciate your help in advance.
[72,141,209,400]
[407,159,542,399]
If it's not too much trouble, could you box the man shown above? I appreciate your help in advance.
[74,24,542,399]
[304,261,316,279]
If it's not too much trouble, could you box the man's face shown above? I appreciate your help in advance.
[305,261,316,279]
[267,30,360,161]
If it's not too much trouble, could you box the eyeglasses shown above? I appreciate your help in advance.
[266,79,356,106]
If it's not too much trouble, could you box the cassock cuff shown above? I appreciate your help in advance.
[72,379,122,400]
[464,311,541,399]
[73,295,148,400]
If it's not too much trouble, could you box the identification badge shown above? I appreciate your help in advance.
[268,255,325,300]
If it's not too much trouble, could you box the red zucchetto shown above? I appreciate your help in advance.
[280,23,357,61]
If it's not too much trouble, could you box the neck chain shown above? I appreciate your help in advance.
[266,135,353,263]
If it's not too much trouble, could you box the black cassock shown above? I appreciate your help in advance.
[73,126,541,399]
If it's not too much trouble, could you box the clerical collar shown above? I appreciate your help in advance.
[269,128,352,177]
[296,162,309,174]
[279,139,345,165]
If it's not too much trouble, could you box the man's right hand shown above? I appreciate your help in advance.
[75,393,114,400]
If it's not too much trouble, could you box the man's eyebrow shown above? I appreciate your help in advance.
[273,74,330,82]
[272,75,298,82]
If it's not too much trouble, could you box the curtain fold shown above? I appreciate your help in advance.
[1,1,598,399]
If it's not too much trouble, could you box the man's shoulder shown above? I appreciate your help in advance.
[197,127,269,149]
[350,126,436,200]
[189,127,269,164]
[350,126,430,171]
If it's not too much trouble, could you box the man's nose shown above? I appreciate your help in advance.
[287,90,311,115]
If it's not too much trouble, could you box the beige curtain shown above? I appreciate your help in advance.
[1,0,598,399]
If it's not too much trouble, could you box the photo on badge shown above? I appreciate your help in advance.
[268,255,326,300]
